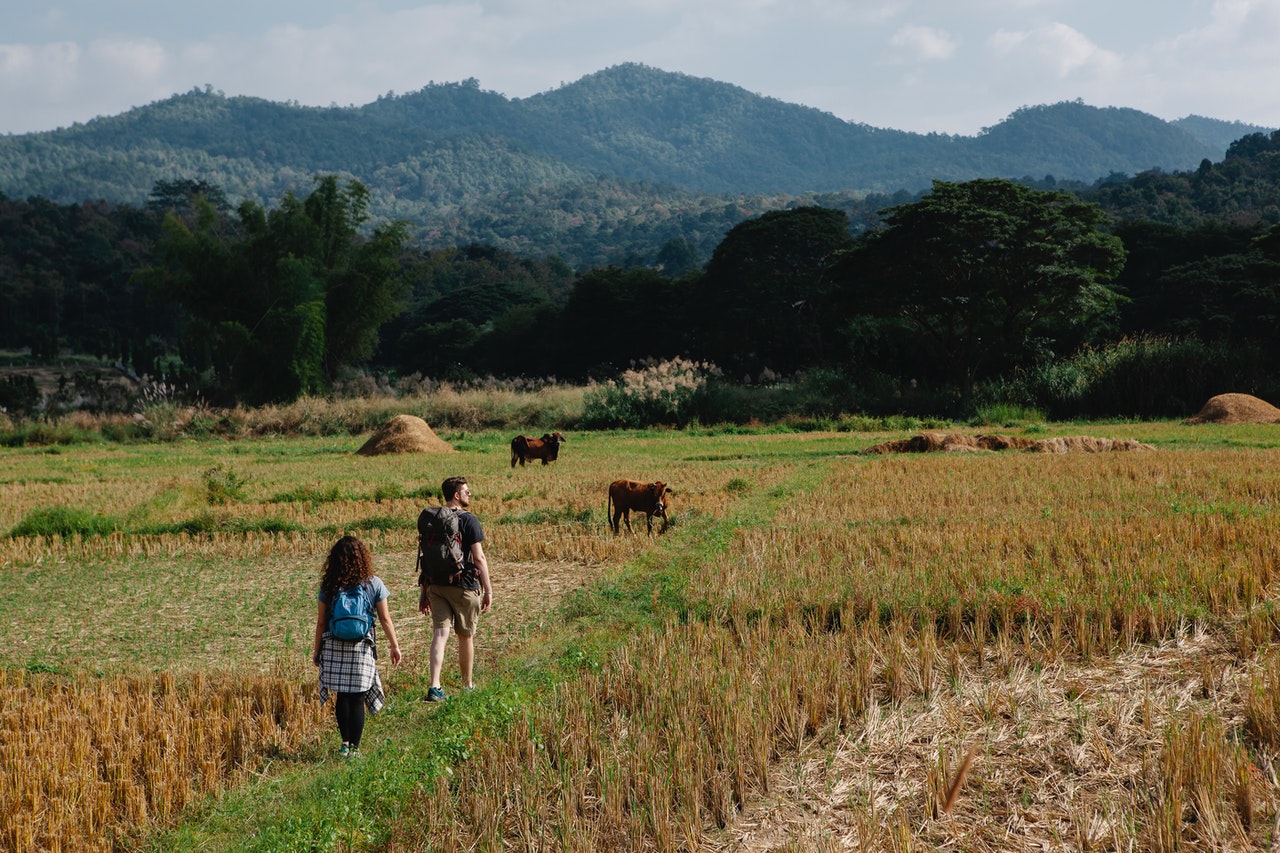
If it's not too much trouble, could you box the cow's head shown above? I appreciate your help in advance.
[651,482,671,532]
[650,481,668,511]
[541,431,565,446]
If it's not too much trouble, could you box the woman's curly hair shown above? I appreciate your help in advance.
[321,535,374,598]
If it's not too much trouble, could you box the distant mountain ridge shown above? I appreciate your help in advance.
[0,63,1272,262]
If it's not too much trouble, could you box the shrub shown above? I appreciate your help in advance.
[993,336,1262,419]
[582,358,720,428]
[0,421,101,447]
[968,402,1047,428]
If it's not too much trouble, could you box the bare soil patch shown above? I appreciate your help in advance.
[478,559,601,657]
[1186,393,1280,425]
[381,556,609,692]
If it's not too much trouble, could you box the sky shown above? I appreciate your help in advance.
[2,0,1278,137]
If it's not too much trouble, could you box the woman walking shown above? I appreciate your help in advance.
[312,535,402,756]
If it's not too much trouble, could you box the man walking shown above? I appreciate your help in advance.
[420,476,492,701]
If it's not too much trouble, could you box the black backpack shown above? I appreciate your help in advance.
[417,506,467,586]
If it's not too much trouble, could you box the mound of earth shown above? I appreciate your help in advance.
[1185,393,1280,425]
[356,415,454,456]
[864,432,1154,454]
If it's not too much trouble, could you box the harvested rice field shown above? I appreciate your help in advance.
[2,422,1279,851]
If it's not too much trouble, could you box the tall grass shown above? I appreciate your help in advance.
[0,666,325,853]
[0,384,592,445]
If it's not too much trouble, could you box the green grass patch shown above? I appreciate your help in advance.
[0,422,104,447]
[268,483,354,505]
[8,506,122,538]
[319,515,413,536]
[496,506,594,526]
[138,514,307,536]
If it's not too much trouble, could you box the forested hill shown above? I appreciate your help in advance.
[1,63,1270,212]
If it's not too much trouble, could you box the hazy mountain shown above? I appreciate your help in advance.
[1173,115,1276,153]
[0,63,1272,267]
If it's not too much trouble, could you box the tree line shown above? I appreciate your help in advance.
[2,136,1279,418]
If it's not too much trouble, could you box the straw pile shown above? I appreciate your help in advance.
[1185,393,1280,425]
[355,415,454,455]
[863,433,1036,454]
[863,432,1155,454]
[1027,436,1156,453]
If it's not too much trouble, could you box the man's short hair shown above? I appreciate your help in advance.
[442,476,468,502]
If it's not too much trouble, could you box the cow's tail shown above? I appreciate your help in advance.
[606,490,613,534]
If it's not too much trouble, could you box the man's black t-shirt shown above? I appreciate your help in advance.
[454,510,485,591]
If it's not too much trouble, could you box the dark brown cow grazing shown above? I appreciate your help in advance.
[607,479,670,535]
[510,432,565,467]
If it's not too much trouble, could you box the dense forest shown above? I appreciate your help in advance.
[2,127,1279,421]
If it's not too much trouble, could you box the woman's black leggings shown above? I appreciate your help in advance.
[335,691,366,747]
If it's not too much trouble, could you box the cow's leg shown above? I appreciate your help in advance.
[610,507,621,535]
[623,510,633,534]
[541,457,549,465]
[510,452,518,468]
[645,513,655,536]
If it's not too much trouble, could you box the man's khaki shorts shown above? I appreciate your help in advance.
[427,585,482,636]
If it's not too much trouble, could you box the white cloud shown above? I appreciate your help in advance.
[987,22,1120,79]
[886,24,958,62]
[88,37,169,79]
[1164,0,1280,56]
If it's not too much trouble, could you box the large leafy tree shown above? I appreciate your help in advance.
[140,176,408,403]
[840,179,1126,392]
[557,266,686,377]
[693,206,855,376]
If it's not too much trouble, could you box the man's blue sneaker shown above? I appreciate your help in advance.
[425,686,446,702]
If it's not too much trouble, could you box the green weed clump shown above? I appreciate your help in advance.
[8,506,121,538]
[267,484,353,505]
[203,465,249,505]
[319,514,412,536]
[138,514,305,536]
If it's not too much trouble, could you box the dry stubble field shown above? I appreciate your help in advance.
[2,423,1280,851]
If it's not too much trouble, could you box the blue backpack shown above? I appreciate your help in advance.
[328,583,374,640]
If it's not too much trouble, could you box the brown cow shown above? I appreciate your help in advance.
[510,432,566,467]
[607,479,670,535]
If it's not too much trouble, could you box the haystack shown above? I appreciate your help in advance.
[356,415,454,456]
[1185,393,1280,425]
